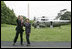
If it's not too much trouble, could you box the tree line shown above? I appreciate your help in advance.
[1,1,17,25]
[60,11,71,20]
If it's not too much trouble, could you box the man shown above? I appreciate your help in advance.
[13,16,24,46]
[24,18,31,46]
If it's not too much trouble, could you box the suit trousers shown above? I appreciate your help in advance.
[14,31,23,44]
[26,33,30,44]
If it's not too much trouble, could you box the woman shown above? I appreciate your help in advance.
[13,16,24,46]
[24,18,31,46]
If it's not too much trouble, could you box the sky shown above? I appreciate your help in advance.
[4,1,71,20]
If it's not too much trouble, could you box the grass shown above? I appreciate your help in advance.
[1,24,71,41]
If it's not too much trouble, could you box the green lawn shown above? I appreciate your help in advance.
[1,24,71,41]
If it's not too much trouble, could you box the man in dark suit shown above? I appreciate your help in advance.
[24,18,31,46]
[13,16,24,46]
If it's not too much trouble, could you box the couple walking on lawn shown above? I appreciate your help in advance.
[13,15,31,46]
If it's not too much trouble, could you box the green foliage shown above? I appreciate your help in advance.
[1,1,17,25]
[30,20,34,24]
[60,11,71,20]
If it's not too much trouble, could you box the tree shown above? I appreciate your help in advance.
[1,1,8,24]
[1,1,17,25]
[60,11,71,20]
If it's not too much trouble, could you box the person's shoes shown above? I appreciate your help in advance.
[26,44,31,46]
[13,43,15,46]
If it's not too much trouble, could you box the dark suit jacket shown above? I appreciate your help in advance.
[24,22,31,33]
[16,19,24,33]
